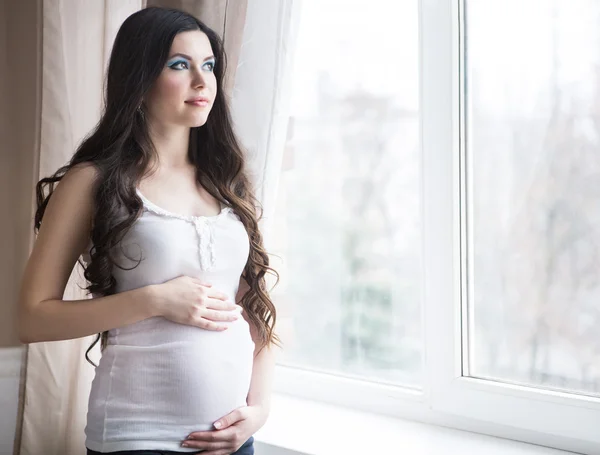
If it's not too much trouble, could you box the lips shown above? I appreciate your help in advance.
[185,100,209,107]
[185,96,209,103]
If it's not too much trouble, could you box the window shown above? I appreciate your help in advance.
[270,0,422,387]
[270,0,600,452]
[467,0,600,397]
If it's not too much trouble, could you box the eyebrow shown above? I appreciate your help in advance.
[167,53,215,62]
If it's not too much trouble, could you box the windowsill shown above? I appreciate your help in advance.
[253,393,572,455]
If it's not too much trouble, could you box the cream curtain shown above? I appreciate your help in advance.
[1,1,44,453]
[0,2,41,351]
[17,3,146,454]
[4,0,299,453]
[230,0,302,245]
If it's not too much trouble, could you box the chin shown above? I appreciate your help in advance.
[191,120,208,127]
[191,112,209,127]
[188,115,209,128]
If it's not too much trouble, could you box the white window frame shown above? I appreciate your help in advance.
[272,1,600,453]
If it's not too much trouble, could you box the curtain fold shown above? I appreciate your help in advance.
[18,2,144,454]
[1,2,44,454]
[228,0,301,350]
[0,2,41,350]
[230,0,302,245]
[10,0,299,453]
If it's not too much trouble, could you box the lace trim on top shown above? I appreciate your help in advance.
[136,189,233,271]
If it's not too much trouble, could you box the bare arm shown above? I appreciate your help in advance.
[17,163,159,344]
[246,336,277,422]
[19,287,158,344]
[235,276,279,415]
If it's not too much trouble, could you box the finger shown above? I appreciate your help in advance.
[187,427,237,442]
[192,278,212,287]
[207,289,229,301]
[214,408,245,430]
[200,308,240,322]
[181,439,230,451]
[206,298,239,311]
[195,319,229,331]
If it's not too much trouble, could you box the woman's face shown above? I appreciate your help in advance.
[144,30,217,128]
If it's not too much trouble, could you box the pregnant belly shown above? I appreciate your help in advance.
[87,318,255,438]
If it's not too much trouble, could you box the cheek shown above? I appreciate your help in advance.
[153,75,186,104]
[209,75,218,99]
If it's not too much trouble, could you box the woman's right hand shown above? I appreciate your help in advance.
[147,276,242,331]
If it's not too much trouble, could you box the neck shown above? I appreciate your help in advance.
[147,118,191,169]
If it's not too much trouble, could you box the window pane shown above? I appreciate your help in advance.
[270,0,422,386]
[468,0,600,396]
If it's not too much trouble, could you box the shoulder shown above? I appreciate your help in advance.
[42,162,100,232]
[50,162,101,214]
[60,161,99,189]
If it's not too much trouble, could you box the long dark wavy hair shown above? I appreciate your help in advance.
[33,6,280,367]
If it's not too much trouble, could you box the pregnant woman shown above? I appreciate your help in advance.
[17,6,279,454]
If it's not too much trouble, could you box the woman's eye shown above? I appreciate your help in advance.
[169,60,188,70]
[203,61,215,71]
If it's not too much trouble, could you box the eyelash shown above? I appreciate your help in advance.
[168,60,215,71]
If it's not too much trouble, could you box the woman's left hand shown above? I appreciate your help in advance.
[182,405,269,454]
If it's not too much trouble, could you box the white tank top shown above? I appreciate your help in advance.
[82,189,255,453]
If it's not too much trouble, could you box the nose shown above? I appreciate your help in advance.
[191,67,206,89]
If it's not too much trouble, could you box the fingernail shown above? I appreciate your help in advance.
[214,421,222,429]
[181,443,189,447]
